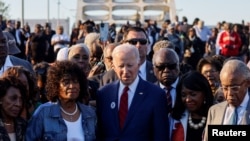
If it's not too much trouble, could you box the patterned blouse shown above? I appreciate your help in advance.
[0,118,27,141]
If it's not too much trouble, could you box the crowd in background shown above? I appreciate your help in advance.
[0,13,250,141]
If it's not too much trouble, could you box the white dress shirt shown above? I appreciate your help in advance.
[51,34,70,52]
[139,60,146,80]
[159,77,179,108]
[223,92,249,125]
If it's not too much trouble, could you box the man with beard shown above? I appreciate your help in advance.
[152,48,180,114]
[0,29,33,76]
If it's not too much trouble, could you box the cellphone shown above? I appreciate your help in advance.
[99,22,109,42]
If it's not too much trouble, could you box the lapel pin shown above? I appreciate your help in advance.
[139,92,143,95]
[110,102,116,109]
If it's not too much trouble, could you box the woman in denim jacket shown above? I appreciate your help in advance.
[26,61,96,141]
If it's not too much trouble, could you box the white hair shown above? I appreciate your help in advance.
[220,59,250,79]
[112,44,140,64]
[68,43,90,56]
[56,47,69,61]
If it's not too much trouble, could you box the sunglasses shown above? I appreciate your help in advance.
[125,38,148,45]
[154,63,178,70]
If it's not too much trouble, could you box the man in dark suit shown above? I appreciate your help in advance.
[99,26,157,87]
[152,48,181,140]
[96,44,169,141]
[0,29,33,75]
[152,47,181,112]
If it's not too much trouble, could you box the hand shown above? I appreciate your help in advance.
[88,62,105,78]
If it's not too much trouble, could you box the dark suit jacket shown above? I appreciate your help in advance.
[96,77,169,141]
[9,55,34,74]
[154,77,180,108]
[98,60,157,88]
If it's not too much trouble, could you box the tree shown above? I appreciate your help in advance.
[0,1,9,19]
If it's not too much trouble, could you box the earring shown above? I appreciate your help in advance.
[203,101,206,104]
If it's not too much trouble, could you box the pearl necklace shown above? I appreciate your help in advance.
[188,115,206,129]
[4,122,12,126]
[60,104,78,120]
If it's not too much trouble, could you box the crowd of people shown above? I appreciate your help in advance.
[0,13,250,141]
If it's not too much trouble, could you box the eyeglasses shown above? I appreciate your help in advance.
[202,70,217,75]
[154,63,178,70]
[61,79,79,86]
[125,38,148,45]
[220,80,245,92]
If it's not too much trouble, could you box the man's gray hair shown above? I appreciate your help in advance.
[220,59,250,79]
[112,44,140,64]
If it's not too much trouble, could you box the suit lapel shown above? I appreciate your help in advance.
[241,91,250,124]
[180,110,188,141]
[123,78,147,129]
[216,102,227,124]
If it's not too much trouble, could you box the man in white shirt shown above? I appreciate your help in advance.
[51,25,70,56]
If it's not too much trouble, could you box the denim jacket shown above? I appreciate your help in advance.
[25,102,96,141]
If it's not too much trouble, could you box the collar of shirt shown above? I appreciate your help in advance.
[118,75,139,109]
[224,91,249,125]
[0,55,13,76]
[240,91,249,109]
[159,77,179,90]
[139,60,146,80]
[159,77,179,107]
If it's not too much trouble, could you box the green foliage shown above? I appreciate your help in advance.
[0,1,9,19]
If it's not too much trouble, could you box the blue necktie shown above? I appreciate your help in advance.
[229,107,238,125]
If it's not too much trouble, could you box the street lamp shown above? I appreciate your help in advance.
[57,0,60,26]
[21,0,24,27]
[47,0,50,22]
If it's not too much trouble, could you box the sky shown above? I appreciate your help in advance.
[4,0,250,28]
